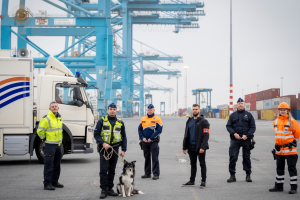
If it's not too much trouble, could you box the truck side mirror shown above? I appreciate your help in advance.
[74,87,83,107]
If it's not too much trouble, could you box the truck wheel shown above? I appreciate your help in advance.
[35,139,64,164]
[35,139,45,164]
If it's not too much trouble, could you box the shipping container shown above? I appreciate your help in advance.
[215,113,220,118]
[256,91,264,101]
[263,99,272,110]
[261,110,266,120]
[245,93,256,103]
[250,101,256,111]
[292,110,300,120]
[217,104,229,110]
[271,97,291,109]
[291,100,300,110]
[280,97,291,106]
[257,110,261,120]
[281,95,297,101]
[271,98,281,109]
[212,108,220,113]
[263,88,280,100]
[256,100,264,110]
[265,110,276,120]
[222,110,229,119]
[250,111,258,120]
[245,103,251,111]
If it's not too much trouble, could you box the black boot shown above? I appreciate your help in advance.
[152,175,159,180]
[44,185,55,190]
[227,174,236,183]
[269,187,283,192]
[246,174,252,182]
[100,189,107,199]
[289,189,297,194]
[107,189,118,196]
[141,174,151,178]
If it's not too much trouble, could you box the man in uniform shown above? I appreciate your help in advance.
[94,103,127,199]
[138,104,163,180]
[226,98,256,183]
[37,101,64,190]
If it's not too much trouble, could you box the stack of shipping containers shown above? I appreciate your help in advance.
[245,88,300,120]
[291,94,300,120]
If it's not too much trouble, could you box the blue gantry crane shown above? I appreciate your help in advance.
[0,0,205,117]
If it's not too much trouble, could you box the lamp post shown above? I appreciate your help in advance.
[183,66,188,112]
[281,77,283,96]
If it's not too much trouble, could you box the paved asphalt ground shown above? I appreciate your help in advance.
[0,116,300,200]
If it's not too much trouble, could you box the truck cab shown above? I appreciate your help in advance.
[0,54,95,163]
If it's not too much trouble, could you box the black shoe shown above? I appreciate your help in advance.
[227,174,236,183]
[200,182,206,189]
[107,189,118,196]
[246,174,252,182]
[44,185,55,190]
[289,190,297,194]
[182,181,195,187]
[152,175,159,180]
[269,187,283,192]
[141,174,151,178]
[100,190,107,199]
[52,183,64,188]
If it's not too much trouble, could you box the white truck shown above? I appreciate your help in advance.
[0,50,95,163]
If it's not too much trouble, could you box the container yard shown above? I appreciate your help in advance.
[0,0,300,200]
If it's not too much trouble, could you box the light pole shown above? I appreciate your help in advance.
[281,77,283,96]
[183,66,188,112]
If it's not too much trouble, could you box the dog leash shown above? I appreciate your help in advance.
[99,146,125,162]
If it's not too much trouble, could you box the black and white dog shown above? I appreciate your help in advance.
[117,160,144,197]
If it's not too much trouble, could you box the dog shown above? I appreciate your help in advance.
[117,160,144,197]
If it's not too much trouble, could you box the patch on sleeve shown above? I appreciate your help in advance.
[203,128,209,133]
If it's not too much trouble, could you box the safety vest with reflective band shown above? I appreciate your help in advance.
[101,116,123,144]
[274,115,300,155]
[37,110,63,146]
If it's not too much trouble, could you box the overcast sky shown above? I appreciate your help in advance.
[1,0,300,114]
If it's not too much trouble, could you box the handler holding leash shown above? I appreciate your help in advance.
[138,104,163,180]
[94,103,127,199]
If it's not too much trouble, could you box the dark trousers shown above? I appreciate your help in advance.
[275,154,298,190]
[143,142,160,176]
[188,147,207,182]
[229,139,251,175]
[43,143,62,186]
[99,146,119,190]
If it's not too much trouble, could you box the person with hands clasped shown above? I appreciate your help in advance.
[226,98,256,183]
[269,102,300,194]
[138,104,163,180]
[182,104,210,189]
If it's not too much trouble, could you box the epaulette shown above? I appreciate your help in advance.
[43,115,47,118]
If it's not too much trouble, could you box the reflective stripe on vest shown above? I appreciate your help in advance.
[275,120,293,139]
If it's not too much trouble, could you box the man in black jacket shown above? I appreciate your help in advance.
[226,98,256,183]
[182,104,210,188]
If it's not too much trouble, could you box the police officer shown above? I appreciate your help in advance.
[94,103,127,199]
[37,101,64,190]
[138,104,163,180]
[226,98,256,183]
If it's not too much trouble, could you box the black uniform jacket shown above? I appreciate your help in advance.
[226,109,256,140]
[183,116,210,152]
